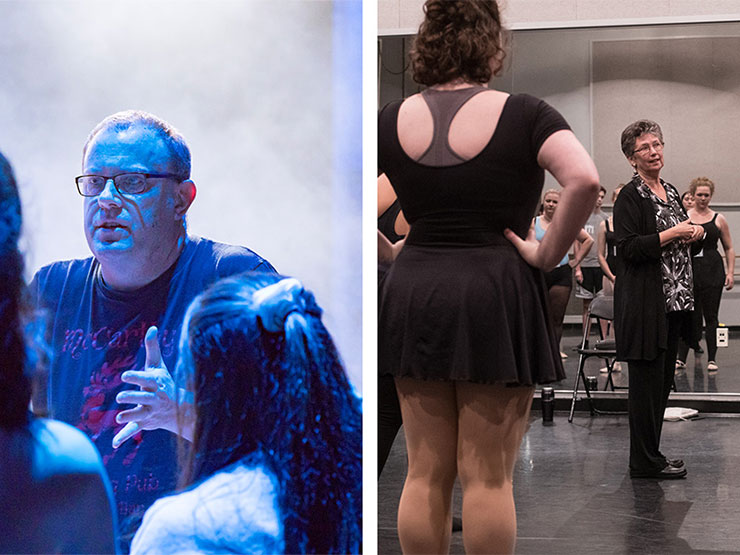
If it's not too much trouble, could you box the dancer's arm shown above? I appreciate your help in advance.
[718,212,735,290]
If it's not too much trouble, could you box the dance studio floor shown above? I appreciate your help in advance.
[378,413,740,554]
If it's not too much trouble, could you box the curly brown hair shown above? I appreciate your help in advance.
[411,0,507,86]
[689,176,715,196]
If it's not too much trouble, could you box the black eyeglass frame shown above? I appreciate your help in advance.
[75,172,184,197]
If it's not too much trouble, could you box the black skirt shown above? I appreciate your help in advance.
[379,243,565,385]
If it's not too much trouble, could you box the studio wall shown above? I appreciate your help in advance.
[380,0,740,34]
[379,21,740,324]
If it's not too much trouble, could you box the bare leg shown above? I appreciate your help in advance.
[602,276,615,337]
[395,378,458,554]
[601,275,614,297]
[599,315,610,340]
[456,382,535,554]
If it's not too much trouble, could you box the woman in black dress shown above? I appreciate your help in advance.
[597,185,624,295]
[378,1,600,552]
[613,120,704,480]
[676,177,735,371]
[534,189,594,356]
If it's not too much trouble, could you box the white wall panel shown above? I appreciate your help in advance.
[380,0,740,34]
[378,0,400,31]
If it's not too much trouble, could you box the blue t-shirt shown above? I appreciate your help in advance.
[30,235,275,550]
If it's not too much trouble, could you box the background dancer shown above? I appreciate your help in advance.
[676,177,735,371]
[534,188,594,358]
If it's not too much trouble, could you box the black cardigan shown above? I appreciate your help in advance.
[613,177,688,362]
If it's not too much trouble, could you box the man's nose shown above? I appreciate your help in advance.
[97,178,122,208]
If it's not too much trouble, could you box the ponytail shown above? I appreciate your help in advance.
[179,274,362,553]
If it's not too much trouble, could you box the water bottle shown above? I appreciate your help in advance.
[541,386,554,425]
[586,376,598,392]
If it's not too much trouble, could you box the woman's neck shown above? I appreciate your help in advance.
[637,170,661,189]
[431,78,483,91]
[692,205,712,218]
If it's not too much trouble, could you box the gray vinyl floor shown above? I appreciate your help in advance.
[378,413,740,554]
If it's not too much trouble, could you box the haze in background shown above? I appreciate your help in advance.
[0,0,362,390]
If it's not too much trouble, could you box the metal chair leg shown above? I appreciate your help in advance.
[605,358,615,391]
[569,355,594,421]
[568,357,583,422]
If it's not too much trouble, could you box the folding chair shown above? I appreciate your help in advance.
[568,294,619,422]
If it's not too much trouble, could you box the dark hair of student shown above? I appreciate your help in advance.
[0,151,30,429]
[176,272,362,554]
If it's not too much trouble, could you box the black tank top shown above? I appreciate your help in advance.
[692,213,725,288]
[605,218,623,277]
[605,218,617,259]
[697,213,721,252]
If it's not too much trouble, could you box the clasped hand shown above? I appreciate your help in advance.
[674,219,704,244]
[112,326,193,448]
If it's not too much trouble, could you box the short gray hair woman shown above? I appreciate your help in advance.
[613,119,703,479]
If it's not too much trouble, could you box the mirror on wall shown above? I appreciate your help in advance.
[379,20,740,397]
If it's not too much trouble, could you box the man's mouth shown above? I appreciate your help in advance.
[97,222,127,230]
[94,223,130,240]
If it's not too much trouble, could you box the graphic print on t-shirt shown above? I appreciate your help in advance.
[60,317,180,522]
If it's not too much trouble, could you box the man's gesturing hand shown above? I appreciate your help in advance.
[112,326,179,448]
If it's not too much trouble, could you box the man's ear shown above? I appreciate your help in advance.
[174,179,197,217]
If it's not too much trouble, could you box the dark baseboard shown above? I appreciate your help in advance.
[534,390,740,415]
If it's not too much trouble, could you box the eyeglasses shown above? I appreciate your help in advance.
[75,172,183,197]
[632,141,664,157]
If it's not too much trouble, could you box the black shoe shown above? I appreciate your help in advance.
[452,516,463,532]
[694,345,704,354]
[631,465,687,479]
[667,458,684,468]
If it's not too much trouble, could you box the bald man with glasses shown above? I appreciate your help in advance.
[31,110,275,550]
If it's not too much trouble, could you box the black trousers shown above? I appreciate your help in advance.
[378,374,403,477]
[628,311,685,474]
[697,284,723,361]
[677,284,723,362]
